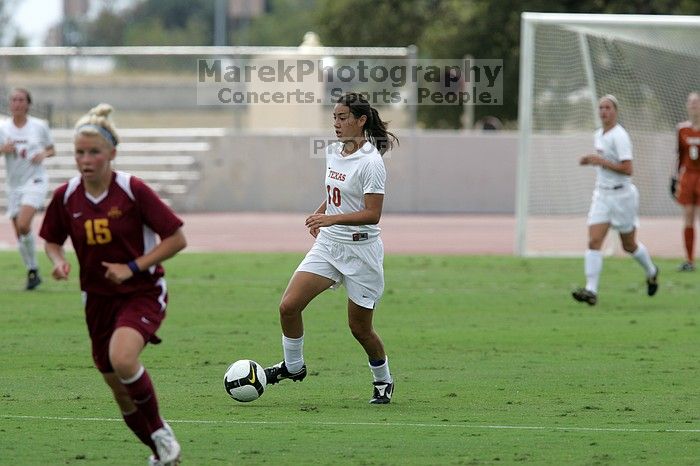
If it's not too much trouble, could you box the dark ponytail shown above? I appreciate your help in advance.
[336,92,398,155]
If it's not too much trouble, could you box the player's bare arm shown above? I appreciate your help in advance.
[30,144,56,165]
[305,193,384,229]
[308,200,328,237]
[45,242,71,280]
[102,228,187,284]
[579,154,632,175]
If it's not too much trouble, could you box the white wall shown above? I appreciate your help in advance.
[187,130,518,213]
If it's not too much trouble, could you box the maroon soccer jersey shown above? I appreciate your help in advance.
[40,171,183,295]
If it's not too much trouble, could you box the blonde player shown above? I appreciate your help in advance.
[40,104,184,465]
[673,92,700,271]
[0,88,55,289]
[264,92,398,404]
[572,95,659,305]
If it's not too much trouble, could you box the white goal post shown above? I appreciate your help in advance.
[516,13,700,256]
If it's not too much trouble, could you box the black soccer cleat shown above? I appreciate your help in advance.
[369,381,393,404]
[677,261,695,272]
[572,287,597,306]
[647,267,659,297]
[264,361,307,385]
[26,269,41,290]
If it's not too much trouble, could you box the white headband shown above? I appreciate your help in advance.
[600,94,619,109]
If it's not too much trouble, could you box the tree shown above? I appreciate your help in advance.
[123,17,209,46]
[230,0,317,46]
[77,0,215,47]
[83,9,127,47]
[316,0,700,128]
[315,0,436,48]
[0,0,18,46]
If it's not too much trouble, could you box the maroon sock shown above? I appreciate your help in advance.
[122,367,165,434]
[122,409,158,455]
[684,227,694,263]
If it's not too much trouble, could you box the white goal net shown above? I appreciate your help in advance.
[516,13,700,256]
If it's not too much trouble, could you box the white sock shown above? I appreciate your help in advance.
[282,334,304,373]
[631,242,656,277]
[368,355,392,383]
[584,249,603,293]
[18,233,37,270]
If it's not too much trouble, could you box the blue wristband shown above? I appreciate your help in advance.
[127,260,140,274]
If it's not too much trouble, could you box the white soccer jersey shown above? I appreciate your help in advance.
[0,116,53,189]
[318,141,386,244]
[593,124,632,189]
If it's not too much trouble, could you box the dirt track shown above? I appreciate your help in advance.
[0,212,685,258]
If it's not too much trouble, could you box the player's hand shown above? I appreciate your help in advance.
[0,140,15,154]
[309,226,320,238]
[30,151,46,165]
[580,154,603,166]
[670,176,678,198]
[101,261,133,284]
[52,262,71,280]
[305,213,334,229]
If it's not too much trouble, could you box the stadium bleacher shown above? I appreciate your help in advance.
[0,127,225,211]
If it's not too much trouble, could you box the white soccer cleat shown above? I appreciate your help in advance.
[150,422,181,466]
[148,454,162,466]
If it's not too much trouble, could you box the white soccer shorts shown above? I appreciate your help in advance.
[6,176,49,218]
[587,184,639,233]
[296,235,385,310]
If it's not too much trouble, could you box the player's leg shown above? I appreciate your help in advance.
[347,299,394,404]
[13,204,41,289]
[572,222,609,305]
[109,327,180,465]
[112,286,180,465]
[345,239,392,403]
[102,372,158,457]
[109,326,162,432]
[265,271,334,384]
[680,204,695,270]
[619,228,658,296]
[279,271,335,338]
[676,171,697,270]
[347,300,385,362]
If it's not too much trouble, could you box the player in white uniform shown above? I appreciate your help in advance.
[572,95,658,305]
[0,88,55,289]
[264,92,398,404]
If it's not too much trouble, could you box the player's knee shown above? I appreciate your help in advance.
[348,322,371,342]
[279,297,301,319]
[622,242,637,253]
[109,353,138,379]
[588,239,603,250]
[16,224,31,236]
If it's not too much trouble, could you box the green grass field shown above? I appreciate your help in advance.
[0,251,698,465]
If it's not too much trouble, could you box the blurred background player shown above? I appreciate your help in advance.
[0,88,55,289]
[572,95,659,305]
[39,104,186,466]
[673,92,700,271]
[264,92,398,404]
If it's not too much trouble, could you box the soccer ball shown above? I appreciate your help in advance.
[223,359,267,402]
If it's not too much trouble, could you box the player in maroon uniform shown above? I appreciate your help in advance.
[674,92,700,271]
[39,104,186,466]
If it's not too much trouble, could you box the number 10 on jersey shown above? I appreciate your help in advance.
[327,185,341,207]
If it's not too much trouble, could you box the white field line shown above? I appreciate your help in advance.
[1,414,698,433]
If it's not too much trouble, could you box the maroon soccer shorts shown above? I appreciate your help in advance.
[677,170,700,205]
[84,280,168,373]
